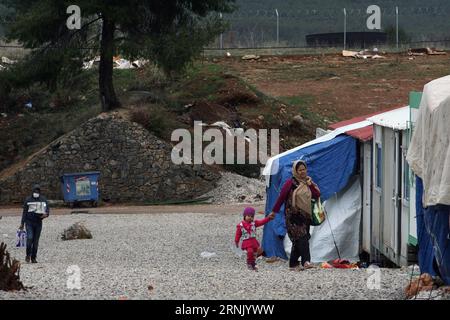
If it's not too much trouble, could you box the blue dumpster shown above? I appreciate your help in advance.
[60,171,100,207]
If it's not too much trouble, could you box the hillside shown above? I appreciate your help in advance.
[218,52,450,125]
[0,62,317,178]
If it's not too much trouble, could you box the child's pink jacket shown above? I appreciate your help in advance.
[235,217,270,250]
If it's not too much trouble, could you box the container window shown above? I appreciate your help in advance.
[404,159,410,201]
[375,143,382,189]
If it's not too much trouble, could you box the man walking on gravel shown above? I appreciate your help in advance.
[19,184,49,263]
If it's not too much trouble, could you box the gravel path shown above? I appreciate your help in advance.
[0,213,411,300]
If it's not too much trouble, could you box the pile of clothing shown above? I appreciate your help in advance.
[319,259,359,269]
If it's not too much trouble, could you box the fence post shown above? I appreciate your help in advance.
[396,6,399,50]
[344,8,347,50]
[275,9,279,46]
[219,13,223,50]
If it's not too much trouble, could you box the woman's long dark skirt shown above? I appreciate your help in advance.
[289,234,311,268]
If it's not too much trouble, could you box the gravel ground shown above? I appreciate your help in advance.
[0,212,413,300]
[201,172,266,205]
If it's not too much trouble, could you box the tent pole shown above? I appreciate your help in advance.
[326,195,342,259]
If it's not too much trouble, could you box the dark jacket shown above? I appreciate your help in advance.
[21,195,50,225]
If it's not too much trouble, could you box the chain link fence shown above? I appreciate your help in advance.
[207,4,450,50]
[1,5,450,59]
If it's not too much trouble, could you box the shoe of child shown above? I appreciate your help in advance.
[303,261,314,269]
[247,263,258,271]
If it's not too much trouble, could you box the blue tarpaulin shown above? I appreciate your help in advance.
[262,135,358,259]
[416,176,450,284]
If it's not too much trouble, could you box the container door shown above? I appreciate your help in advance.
[400,131,413,265]
[382,128,401,264]
[394,131,401,258]
[362,142,372,253]
[372,126,383,253]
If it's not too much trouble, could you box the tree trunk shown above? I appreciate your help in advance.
[99,17,120,112]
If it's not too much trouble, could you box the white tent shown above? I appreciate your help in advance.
[407,75,450,206]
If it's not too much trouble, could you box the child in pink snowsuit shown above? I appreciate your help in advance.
[235,207,275,270]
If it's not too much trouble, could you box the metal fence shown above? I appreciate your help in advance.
[1,5,450,59]
[209,5,450,50]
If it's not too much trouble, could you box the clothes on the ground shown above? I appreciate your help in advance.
[330,258,358,269]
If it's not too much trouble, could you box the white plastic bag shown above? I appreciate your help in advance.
[16,230,27,248]
[283,236,292,256]
[230,241,245,258]
[200,251,217,258]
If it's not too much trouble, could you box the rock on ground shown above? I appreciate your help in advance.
[61,222,93,241]
[0,213,418,300]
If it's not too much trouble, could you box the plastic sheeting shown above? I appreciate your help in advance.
[283,177,361,262]
[416,176,450,285]
[310,177,362,262]
[262,135,358,259]
[263,121,371,182]
[407,75,450,206]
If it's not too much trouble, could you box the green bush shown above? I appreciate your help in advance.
[129,106,178,139]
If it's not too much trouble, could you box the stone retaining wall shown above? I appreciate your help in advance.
[0,113,219,203]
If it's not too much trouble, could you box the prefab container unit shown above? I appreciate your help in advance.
[367,106,412,266]
[329,100,419,267]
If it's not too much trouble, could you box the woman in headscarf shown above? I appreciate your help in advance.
[269,160,320,270]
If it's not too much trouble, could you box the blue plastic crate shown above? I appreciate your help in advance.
[60,171,100,206]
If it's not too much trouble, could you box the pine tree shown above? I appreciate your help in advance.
[3,1,235,111]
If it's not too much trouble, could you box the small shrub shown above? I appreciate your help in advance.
[129,106,177,139]
[130,108,152,129]
[0,242,26,291]
[49,88,78,110]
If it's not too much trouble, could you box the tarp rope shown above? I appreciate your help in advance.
[324,193,341,259]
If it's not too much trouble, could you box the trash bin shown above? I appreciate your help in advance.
[60,171,100,208]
